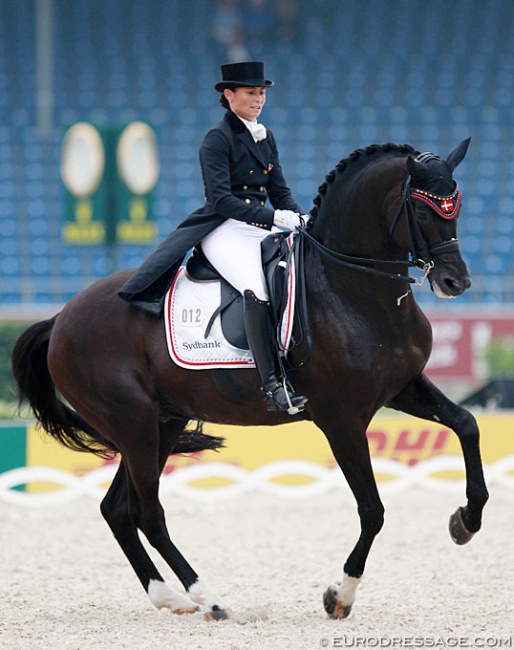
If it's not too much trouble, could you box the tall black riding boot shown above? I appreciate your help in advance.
[244,290,307,415]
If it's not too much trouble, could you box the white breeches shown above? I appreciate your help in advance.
[201,218,280,301]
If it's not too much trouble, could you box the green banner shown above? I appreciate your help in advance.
[0,423,28,490]
[61,121,159,246]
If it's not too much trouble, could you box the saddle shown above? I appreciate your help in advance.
[185,232,293,350]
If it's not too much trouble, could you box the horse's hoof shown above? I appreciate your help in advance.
[449,507,475,545]
[323,586,352,619]
[204,606,232,622]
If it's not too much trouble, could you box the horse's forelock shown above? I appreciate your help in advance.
[310,143,417,221]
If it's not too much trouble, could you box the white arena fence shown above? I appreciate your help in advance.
[0,455,513,507]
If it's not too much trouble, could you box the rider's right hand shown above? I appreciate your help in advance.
[273,210,302,230]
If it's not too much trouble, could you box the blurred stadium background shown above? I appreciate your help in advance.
[2,0,514,315]
[2,0,514,500]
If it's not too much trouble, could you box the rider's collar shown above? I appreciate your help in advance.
[237,116,267,142]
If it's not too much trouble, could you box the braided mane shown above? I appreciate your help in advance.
[310,142,418,220]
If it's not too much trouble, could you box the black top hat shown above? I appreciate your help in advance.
[214,61,274,92]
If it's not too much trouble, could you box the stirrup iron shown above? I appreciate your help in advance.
[262,378,307,415]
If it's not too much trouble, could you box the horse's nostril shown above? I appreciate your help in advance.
[444,277,468,295]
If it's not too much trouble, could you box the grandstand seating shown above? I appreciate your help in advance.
[1,0,514,306]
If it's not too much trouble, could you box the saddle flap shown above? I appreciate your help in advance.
[261,232,292,326]
[164,250,296,371]
[220,284,247,349]
[261,231,290,265]
[181,232,295,352]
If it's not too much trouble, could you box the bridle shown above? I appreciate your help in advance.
[389,152,462,271]
[298,152,463,287]
[287,153,463,367]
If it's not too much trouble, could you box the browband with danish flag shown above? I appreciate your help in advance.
[409,186,461,219]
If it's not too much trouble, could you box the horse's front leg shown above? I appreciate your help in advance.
[316,417,385,619]
[388,372,489,543]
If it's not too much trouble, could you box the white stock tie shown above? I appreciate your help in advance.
[240,117,267,142]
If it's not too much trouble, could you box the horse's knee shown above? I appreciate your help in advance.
[453,408,480,442]
[359,501,385,537]
[449,410,485,477]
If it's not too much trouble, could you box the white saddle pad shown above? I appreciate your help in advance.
[164,260,295,371]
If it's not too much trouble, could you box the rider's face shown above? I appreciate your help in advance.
[224,86,267,122]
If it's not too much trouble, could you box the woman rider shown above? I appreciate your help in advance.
[119,61,308,414]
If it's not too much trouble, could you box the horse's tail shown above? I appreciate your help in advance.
[174,421,225,455]
[11,317,224,458]
[11,316,118,458]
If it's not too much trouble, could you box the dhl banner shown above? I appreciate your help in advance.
[19,412,514,471]
[0,411,513,505]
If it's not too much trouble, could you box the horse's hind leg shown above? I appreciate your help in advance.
[101,459,199,615]
[151,419,229,620]
[388,372,489,542]
[101,417,229,619]
[317,417,385,619]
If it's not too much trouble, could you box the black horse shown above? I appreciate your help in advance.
[12,140,488,621]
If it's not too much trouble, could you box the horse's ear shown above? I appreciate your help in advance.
[406,155,418,176]
[406,154,429,178]
[446,137,471,171]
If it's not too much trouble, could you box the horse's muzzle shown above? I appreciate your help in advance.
[430,269,471,298]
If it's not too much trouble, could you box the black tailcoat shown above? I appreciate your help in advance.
[118,110,305,315]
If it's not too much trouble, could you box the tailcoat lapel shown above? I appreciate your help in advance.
[225,110,270,170]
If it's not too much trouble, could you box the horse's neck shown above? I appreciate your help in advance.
[309,208,391,263]
[310,162,405,260]
[304,240,413,312]
[302,155,419,330]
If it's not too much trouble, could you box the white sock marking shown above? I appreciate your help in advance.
[337,573,361,606]
[188,577,226,610]
[147,579,197,612]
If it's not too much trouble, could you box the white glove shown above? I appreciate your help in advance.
[273,209,302,230]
